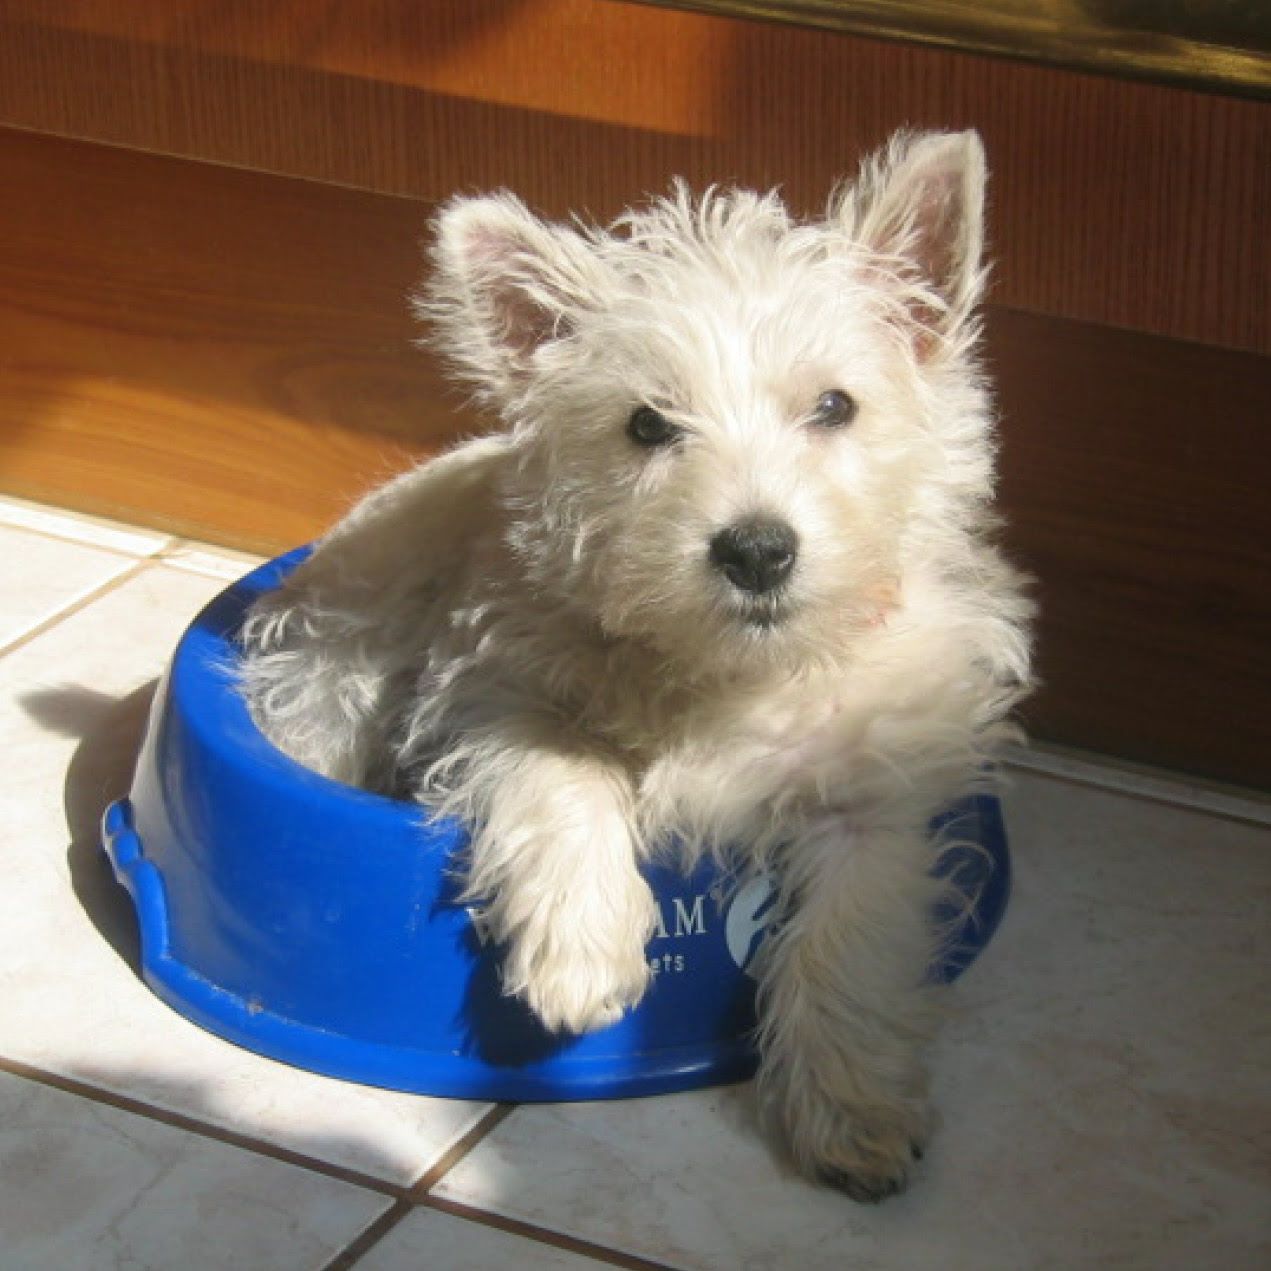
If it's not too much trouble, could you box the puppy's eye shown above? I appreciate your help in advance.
[810,389,858,429]
[627,405,680,448]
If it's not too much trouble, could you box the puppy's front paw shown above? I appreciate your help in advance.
[517,939,652,1035]
[806,1101,929,1203]
[763,1064,932,1203]
[813,1122,927,1204]
[500,879,657,1035]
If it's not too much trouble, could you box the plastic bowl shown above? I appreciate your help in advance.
[101,550,1010,1101]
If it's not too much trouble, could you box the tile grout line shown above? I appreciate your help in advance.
[411,1103,517,1194]
[420,1195,688,1271]
[319,1104,515,1271]
[0,506,175,557]
[153,537,267,576]
[0,534,263,660]
[0,507,259,577]
[0,557,155,660]
[0,1054,404,1199]
[317,1200,416,1271]
[401,1101,684,1271]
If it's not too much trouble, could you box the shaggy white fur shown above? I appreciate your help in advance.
[240,129,1033,1202]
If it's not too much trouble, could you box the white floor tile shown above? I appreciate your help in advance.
[160,540,268,580]
[0,525,137,650]
[1,563,226,882]
[0,1068,389,1271]
[358,1208,613,1271]
[435,773,1271,1271]
[0,495,172,556]
[0,564,491,1188]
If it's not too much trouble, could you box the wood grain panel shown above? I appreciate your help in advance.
[2,129,1268,785]
[0,128,444,550]
[991,310,1271,788]
[0,0,1266,353]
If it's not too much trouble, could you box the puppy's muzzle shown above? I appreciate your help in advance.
[709,519,799,595]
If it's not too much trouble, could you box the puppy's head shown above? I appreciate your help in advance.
[421,131,994,680]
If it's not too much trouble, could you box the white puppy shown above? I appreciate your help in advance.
[240,129,1033,1201]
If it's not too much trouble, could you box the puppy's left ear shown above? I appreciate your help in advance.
[421,193,607,404]
[836,130,987,356]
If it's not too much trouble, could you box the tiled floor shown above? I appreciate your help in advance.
[1,494,1268,1271]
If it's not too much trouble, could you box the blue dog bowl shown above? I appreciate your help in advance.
[101,550,1010,1101]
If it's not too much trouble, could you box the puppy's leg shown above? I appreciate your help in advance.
[450,742,656,1035]
[755,818,942,1202]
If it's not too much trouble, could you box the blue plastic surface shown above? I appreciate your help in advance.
[102,550,1011,1101]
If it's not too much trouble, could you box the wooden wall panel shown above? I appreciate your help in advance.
[991,311,1271,788]
[0,128,441,550]
[0,0,1266,353]
[2,128,1268,786]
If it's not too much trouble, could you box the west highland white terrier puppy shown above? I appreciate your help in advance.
[240,129,1032,1201]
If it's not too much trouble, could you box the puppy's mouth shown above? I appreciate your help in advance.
[736,594,793,630]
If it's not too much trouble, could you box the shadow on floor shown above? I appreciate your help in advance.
[20,680,158,976]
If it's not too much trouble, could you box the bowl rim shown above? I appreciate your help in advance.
[180,547,448,831]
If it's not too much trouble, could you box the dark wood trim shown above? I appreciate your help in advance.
[638,1,1271,99]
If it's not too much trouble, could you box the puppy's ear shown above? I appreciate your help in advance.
[421,193,605,404]
[835,130,987,357]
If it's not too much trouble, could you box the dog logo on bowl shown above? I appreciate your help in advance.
[724,876,778,978]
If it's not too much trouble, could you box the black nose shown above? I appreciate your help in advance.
[709,519,799,595]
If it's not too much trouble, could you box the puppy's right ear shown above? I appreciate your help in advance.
[833,130,987,361]
[420,194,605,405]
